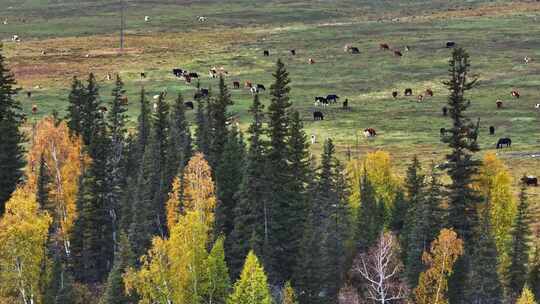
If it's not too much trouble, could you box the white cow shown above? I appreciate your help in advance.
[11,35,20,42]
[144,16,150,22]
[197,16,207,22]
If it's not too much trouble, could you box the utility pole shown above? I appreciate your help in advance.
[119,0,125,52]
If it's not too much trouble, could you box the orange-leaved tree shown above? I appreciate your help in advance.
[414,229,464,304]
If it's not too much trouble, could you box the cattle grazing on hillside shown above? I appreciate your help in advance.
[425,89,434,97]
[394,50,403,57]
[364,128,377,138]
[233,81,240,89]
[446,41,456,48]
[27,91,32,98]
[511,90,520,98]
[245,81,253,88]
[184,75,192,83]
[140,72,146,79]
[308,58,315,64]
[256,84,266,91]
[263,50,270,56]
[12,35,20,42]
[250,87,258,95]
[405,45,410,52]
[489,126,495,135]
[188,72,199,78]
[442,106,448,116]
[379,43,390,50]
[144,16,150,22]
[350,47,360,54]
[440,128,447,136]
[198,16,208,22]
[417,95,424,102]
[173,68,184,77]
[521,175,538,187]
[184,101,194,110]
[404,88,413,96]
[326,94,339,103]
[31,105,38,114]
[290,49,296,56]
[496,137,512,149]
[313,111,324,121]
[343,99,349,109]
[120,96,129,105]
[524,56,531,64]
[392,91,398,99]
[496,100,503,109]
[535,103,540,110]
[311,135,316,144]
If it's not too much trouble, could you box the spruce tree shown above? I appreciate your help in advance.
[209,75,233,169]
[506,186,532,299]
[65,76,85,137]
[101,233,136,304]
[265,58,295,283]
[356,168,384,253]
[195,94,211,156]
[204,237,232,304]
[106,75,128,251]
[215,126,245,238]
[70,110,113,283]
[119,89,150,234]
[80,73,101,145]
[285,110,311,276]
[528,243,540,301]
[0,45,26,216]
[166,93,192,186]
[295,139,351,304]
[44,255,76,304]
[404,166,443,288]
[466,208,504,303]
[441,48,481,303]
[229,95,267,278]
[228,251,272,304]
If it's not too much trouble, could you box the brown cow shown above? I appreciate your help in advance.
[496,100,503,109]
[233,81,240,89]
[380,43,390,50]
[425,89,434,97]
[120,96,129,105]
[417,95,424,102]
[364,128,377,138]
[511,90,520,98]
[31,104,38,114]
[394,50,403,57]
[245,81,253,88]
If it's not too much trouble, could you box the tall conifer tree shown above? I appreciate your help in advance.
[0,45,25,215]
[441,48,481,303]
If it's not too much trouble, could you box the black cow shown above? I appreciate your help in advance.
[489,126,495,135]
[173,68,184,77]
[496,138,512,149]
[200,88,209,96]
[521,176,539,186]
[233,81,240,89]
[184,101,194,110]
[350,47,360,54]
[188,72,199,78]
[140,72,146,79]
[326,94,339,103]
[392,91,398,98]
[27,91,32,98]
[290,49,296,56]
[446,41,456,48]
[343,99,349,109]
[442,106,448,116]
[315,96,327,103]
[256,84,266,91]
[263,50,270,56]
[440,128,447,136]
[313,111,324,121]
[404,88,413,96]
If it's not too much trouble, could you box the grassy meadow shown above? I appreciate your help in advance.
[0,0,539,207]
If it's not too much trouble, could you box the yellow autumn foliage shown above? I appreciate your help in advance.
[0,187,51,304]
